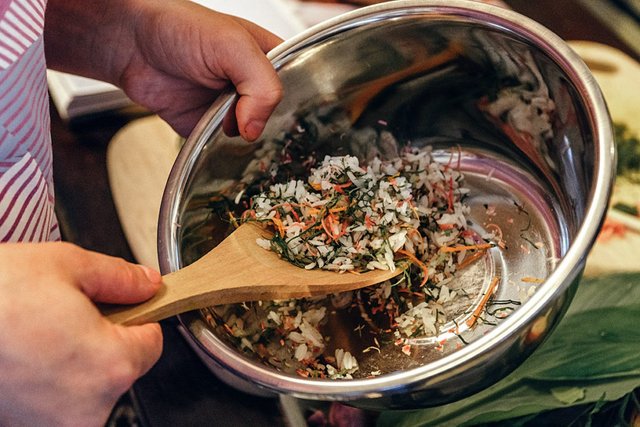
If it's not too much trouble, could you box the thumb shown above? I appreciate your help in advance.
[54,243,162,304]
[219,26,283,142]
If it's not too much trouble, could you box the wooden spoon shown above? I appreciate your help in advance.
[102,222,401,325]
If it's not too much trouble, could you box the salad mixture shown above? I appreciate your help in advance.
[205,117,503,379]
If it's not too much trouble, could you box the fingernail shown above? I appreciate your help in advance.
[244,120,266,142]
[139,264,162,283]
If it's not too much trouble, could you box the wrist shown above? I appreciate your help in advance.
[44,0,145,84]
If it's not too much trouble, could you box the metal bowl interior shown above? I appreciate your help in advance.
[158,0,614,409]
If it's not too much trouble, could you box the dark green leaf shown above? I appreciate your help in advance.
[563,273,640,314]
[522,306,640,380]
[550,386,585,404]
[378,377,640,426]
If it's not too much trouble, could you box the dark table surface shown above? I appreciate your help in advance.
[50,2,638,426]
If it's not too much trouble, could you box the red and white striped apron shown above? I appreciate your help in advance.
[0,0,59,242]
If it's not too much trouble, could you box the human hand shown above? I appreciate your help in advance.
[45,0,283,141]
[118,0,284,140]
[0,242,163,426]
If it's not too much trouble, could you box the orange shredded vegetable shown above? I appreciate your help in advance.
[440,242,493,253]
[457,250,487,270]
[271,215,286,237]
[396,249,429,287]
[521,276,544,284]
[466,276,500,327]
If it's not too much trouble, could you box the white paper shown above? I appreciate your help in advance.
[192,0,306,39]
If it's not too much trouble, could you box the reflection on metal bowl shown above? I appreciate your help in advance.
[158,0,615,410]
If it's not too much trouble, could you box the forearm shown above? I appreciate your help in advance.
[44,0,142,84]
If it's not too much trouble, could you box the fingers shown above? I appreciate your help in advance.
[76,250,162,304]
[113,322,163,378]
[217,17,284,141]
[222,98,241,138]
[55,243,164,373]
[231,16,284,53]
[121,1,284,142]
[48,242,162,304]
[77,251,162,304]
[229,50,283,142]
[0,241,164,425]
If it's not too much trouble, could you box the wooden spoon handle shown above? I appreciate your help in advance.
[100,227,271,325]
[100,273,220,326]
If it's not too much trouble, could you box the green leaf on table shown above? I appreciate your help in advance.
[378,376,640,427]
[550,386,585,404]
[377,273,640,427]
[518,306,640,381]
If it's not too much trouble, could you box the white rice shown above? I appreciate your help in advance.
[211,122,496,379]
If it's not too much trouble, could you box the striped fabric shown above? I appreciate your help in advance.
[0,0,59,242]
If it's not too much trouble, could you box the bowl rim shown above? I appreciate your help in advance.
[158,0,615,399]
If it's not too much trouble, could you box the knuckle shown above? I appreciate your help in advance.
[53,240,81,257]
[266,81,284,105]
[102,358,138,394]
[115,258,137,283]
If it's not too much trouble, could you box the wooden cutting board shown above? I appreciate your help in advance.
[106,116,180,269]
[106,41,640,274]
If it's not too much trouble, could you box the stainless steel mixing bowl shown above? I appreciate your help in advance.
[158,0,615,409]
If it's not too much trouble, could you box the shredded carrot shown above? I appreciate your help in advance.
[466,276,500,327]
[321,215,334,238]
[438,223,456,230]
[447,176,455,212]
[241,209,256,221]
[332,182,353,193]
[364,214,376,230]
[329,206,348,213]
[306,207,321,216]
[521,276,544,284]
[272,201,301,210]
[271,215,286,237]
[407,227,422,239]
[396,249,429,287]
[440,242,493,253]
[321,213,347,241]
[457,250,486,270]
[272,202,303,222]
